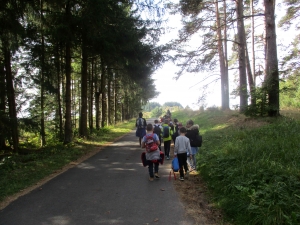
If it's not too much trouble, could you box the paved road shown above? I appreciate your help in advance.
[0,119,194,225]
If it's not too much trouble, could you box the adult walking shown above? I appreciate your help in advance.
[161,119,173,160]
[153,119,162,150]
[135,112,147,147]
[185,119,202,170]
[172,118,179,144]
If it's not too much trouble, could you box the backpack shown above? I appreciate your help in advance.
[145,134,158,152]
[172,157,179,172]
[191,134,203,147]
[163,126,170,138]
[137,118,144,128]
[196,134,203,147]
[153,125,161,136]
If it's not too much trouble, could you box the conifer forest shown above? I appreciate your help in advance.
[1,0,299,153]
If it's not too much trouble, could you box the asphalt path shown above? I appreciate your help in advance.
[0,119,194,225]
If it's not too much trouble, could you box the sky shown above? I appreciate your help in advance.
[149,1,295,110]
[151,62,222,110]
[149,6,230,110]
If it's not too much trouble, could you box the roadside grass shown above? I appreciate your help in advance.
[172,109,300,225]
[0,119,135,204]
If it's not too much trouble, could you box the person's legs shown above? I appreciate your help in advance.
[154,163,160,178]
[182,153,188,172]
[187,151,192,169]
[148,161,154,180]
[137,128,146,147]
[191,147,199,169]
[164,140,171,158]
[163,141,169,159]
[177,154,185,178]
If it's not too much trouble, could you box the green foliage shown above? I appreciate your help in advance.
[173,109,300,224]
[179,0,204,16]
[143,102,161,112]
[280,73,300,109]
[150,106,163,118]
[244,87,269,117]
[163,102,183,108]
[201,119,300,224]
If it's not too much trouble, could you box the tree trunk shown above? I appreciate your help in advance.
[223,0,229,109]
[107,68,112,125]
[3,46,19,152]
[264,0,279,116]
[89,59,94,131]
[95,58,100,130]
[215,0,229,110]
[55,43,63,141]
[74,78,78,128]
[121,103,124,122]
[79,44,88,138]
[40,0,46,146]
[100,57,107,127]
[64,42,73,144]
[250,0,256,84]
[0,60,7,150]
[236,0,248,112]
[249,0,256,107]
[64,2,73,144]
[244,36,256,106]
[113,73,117,125]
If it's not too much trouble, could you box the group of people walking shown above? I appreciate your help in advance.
[135,112,202,181]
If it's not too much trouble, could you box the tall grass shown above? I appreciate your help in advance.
[172,109,300,224]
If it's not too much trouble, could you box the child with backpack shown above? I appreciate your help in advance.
[161,119,173,160]
[142,124,161,181]
[153,119,162,150]
[174,127,192,181]
[135,112,147,147]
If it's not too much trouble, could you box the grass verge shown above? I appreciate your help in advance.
[171,109,300,225]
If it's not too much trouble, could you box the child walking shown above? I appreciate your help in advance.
[174,127,192,181]
[142,124,161,181]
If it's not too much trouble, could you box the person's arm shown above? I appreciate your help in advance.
[174,137,179,156]
[154,134,160,146]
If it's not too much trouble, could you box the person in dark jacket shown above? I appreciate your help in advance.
[185,119,201,170]
[135,112,147,147]
[172,118,179,144]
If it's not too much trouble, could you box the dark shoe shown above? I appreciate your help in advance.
[179,177,184,181]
